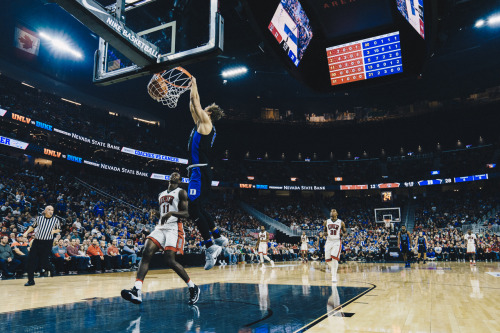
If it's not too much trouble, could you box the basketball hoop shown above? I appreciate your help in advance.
[147,67,192,108]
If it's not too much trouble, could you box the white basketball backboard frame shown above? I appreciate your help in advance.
[375,207,401,223]
[93,0,223,85]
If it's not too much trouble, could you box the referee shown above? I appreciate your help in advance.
[23,205,61,286]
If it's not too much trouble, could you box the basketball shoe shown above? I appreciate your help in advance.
[204,245,222,270]
[189,285,200,305]
[121,286,142,304]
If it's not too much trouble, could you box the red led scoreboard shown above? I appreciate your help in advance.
[326,32,403,86]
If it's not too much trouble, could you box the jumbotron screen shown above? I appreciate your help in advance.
[268,0,313,66]
[326,31,403,87]
[396,0,424,38]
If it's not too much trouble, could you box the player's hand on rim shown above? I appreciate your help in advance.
[189,76,196,89]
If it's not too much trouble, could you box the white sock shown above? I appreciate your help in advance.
[332,260,339,276]
[134,280,143,290]
[187,279,195,288]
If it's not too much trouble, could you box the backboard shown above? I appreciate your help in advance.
[374,207,401,223]
[54,0,223,85]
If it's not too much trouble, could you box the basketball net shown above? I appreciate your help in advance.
[147,67,192,108]
[384,218,392,229]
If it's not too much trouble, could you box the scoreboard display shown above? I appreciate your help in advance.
[326,32,403,87]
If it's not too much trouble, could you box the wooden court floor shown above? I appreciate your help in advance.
[1,261,499,332]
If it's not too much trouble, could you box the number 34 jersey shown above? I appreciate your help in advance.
[326,218,342,242]
[157,187,182,227]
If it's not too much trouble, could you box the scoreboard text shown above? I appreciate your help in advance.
[326,32,403,86]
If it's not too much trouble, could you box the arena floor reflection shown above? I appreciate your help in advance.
[0,282,370,333]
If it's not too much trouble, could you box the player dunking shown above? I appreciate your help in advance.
[121,172,200,305]
[398,225,411,268]
[188,77,228,270]
[317,232,327,262]
[325,209,346,283]
[300,231,309,262]
[256,225,274,267]
[465,229,477,265]
[416,231,427,264]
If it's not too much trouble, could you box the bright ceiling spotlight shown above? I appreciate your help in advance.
[488,14,500,26]
[39,31,83,59]
[474,19,485,28]
[221,66,248,78]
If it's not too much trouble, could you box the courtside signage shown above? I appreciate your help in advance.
[150,173,189,183]
[121,147,188,165]
[0,135,29,150]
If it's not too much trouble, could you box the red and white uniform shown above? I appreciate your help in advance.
[258,231,268,254]
[147,187,185,254]
[325,218,342,262]
[465,233,477,254]
[301,235,308,251]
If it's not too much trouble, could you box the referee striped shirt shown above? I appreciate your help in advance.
[32,215,60,240]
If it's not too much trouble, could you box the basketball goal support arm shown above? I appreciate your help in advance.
[53,0,159,66]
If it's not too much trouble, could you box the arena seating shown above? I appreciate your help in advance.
[1,75,500,281]
[1,74,499,185]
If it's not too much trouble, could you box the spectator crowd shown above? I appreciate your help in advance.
[1,154,499,280]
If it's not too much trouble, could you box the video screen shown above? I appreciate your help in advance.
[268,0,313,66]
[326,31,403,87]
[396,0,424,38]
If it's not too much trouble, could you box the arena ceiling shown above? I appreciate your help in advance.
[0,0,499,122]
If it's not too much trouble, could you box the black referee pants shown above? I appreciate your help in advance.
[27,239,54,282]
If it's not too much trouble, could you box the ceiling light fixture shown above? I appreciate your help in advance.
[39,31,83,59]
[488,14,500,26]
[221,67,248,78]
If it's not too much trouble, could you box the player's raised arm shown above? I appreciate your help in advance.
[341,221,347,234]
[189,77,211,126]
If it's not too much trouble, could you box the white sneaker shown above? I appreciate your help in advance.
[270,260,275,267]
[204,245,222,270]
[214,235,229,247]
[121,287,142,304]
